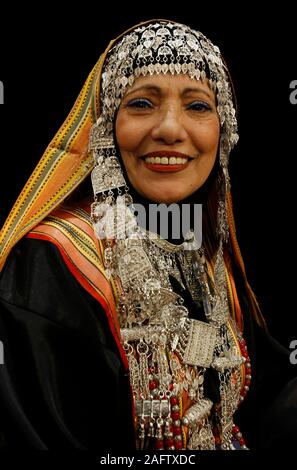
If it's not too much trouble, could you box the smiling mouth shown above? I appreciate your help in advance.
[143,155,189,165]
[141,152,193,172]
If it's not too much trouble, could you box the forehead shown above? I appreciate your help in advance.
[124,73,214,97]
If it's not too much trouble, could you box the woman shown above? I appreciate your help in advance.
[0,19,296,451]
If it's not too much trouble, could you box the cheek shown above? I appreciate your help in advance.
[115,116,129,150]
[115,117,145,175]
[193,121,220,152]
[115,116,143,153]
[191,122,220,181]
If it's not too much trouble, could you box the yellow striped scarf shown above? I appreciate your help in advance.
[0,19,265,330]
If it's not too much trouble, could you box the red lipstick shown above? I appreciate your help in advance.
[143,151,191,159]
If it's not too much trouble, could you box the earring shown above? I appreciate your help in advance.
[91,136,126,195]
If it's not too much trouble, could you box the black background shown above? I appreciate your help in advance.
[0,3,296,349]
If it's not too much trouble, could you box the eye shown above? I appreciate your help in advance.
[186,101,211,112]
[126,98,153,109]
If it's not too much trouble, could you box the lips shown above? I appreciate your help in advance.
[141,151,192,172]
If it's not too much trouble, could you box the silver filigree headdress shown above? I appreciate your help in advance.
[89,20,238,243]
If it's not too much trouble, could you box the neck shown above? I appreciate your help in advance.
[128,186,210,246]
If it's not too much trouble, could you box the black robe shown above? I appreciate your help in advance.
[0,237,296,450]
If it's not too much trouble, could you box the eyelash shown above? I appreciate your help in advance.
[126,99,212,112]
[186,101,211,112]
[127,98,152,109]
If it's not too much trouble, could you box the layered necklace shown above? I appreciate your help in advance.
[92,196,249,450]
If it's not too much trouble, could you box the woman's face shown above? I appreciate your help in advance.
[115,74,220,204]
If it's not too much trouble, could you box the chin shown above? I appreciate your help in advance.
[144,191,189,205]
[158,196,183,204]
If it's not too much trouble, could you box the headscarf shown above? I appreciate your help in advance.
[0,19,265,328]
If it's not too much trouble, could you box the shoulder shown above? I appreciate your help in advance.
[0,234,119,354]
[0,236,91,321]
[28,203,101,263]
[0,202,107,321]
[0,202,117,328]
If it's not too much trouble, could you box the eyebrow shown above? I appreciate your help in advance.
[124,84,214,100]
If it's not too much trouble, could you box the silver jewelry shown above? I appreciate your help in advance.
[88,20,246,450]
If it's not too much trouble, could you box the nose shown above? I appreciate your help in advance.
[151,105,187,144]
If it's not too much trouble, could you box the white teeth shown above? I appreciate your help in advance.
[144,156,188,165]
